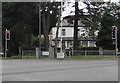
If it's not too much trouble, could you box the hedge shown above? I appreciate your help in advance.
[77,47,99,50]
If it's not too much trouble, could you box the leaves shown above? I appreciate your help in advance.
[2,2,60,55]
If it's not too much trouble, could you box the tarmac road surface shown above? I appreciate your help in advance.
[2,59,118,81]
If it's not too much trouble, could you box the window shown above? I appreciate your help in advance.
[62,29,66,36]
[62,41,65,47]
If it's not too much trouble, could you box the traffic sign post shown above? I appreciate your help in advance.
[111,26,116,39]
[5,29,10,58]
[5,29,10,40]
[111,26,117,55]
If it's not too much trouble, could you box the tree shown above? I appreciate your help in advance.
[64,1,105,50]
[3,2,38,56]
[2,2,60,56]
[96,2,120,50]
[73,2,79,50]
[41,2,60,50]
[96,14,116,49]
[64,1,120,50]
[79,2,105,40]
[54,5,61,58]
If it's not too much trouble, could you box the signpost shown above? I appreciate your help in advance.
[57,53,65,59]
[42,51,49,56]
[5,29,10,58]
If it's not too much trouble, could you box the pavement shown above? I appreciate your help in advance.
[2,59,118,81]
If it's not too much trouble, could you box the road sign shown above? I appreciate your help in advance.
[57,53,65,58]
[42,51,49,56]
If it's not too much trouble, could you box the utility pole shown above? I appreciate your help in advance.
[0,2,2,53]
[60,0,63,54]
[38,2,41,59]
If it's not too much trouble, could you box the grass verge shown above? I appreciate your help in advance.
[65,55,119,60]
[1,55,119,60]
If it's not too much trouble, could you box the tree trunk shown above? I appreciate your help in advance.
[46,9,50,50]
[42,12,49,50]
[73,2,79,51]
[54,8,61,57]
[54,23,60,57]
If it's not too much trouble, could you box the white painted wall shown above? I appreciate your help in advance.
[51,27,86,39]
[52,27,74,39]
[51,26,98,48]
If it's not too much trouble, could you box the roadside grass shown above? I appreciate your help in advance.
[1,55,49,59]
[21,55,48,59]
[1,55,119,60]
[65,55,119,60]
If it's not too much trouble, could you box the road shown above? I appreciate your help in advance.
[2,59,118,81]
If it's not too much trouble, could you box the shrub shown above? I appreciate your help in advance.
[78,47,99,50]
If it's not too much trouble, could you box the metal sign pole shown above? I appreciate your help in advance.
[5,29,10,58]
[115,26,117,55]
[112,26,118,55]
[5,29,7,58]
[5,39,7,58]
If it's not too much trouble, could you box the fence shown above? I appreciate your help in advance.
[21,50,49,59]
[22,50,36,59]
[65,50,117,59]
[67,50,115,56]
[102,50,115,55]
[21,50,116,59]
[73,50,99,55]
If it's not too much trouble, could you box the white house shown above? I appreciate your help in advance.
[49,18,97,49]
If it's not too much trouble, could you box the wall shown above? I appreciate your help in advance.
[52,27,86,39]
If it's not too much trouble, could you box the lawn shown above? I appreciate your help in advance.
[1,55,48,59]
[65,55,119,60]
[0,55,119,60]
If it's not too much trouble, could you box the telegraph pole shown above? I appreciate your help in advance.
[0,2,2,54]
[38,2,41,59]
[60,0,63,54]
